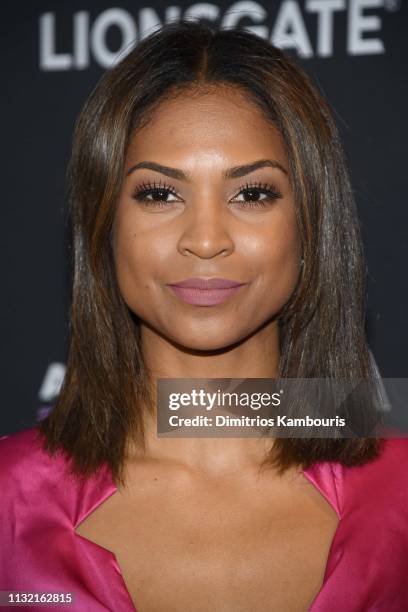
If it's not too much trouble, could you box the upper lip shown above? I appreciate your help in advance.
[168,277,246,289]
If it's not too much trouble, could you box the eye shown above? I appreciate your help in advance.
[230,181,283,209]
[131,180,181,207]
[131,180,283,209]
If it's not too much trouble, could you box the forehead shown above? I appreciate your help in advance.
[125,86,288,168]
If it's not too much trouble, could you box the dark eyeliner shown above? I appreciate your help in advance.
[131,179,178,205]
[131,179,283,208]
[231,181,283,208]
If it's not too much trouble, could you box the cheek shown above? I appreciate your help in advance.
[112,217,157,313]
[247,213,301,298]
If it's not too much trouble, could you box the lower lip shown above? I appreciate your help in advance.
[167,284,247,306]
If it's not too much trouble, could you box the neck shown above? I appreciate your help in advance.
[129,320,281,478]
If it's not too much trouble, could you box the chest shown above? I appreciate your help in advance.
[75,470,339,612]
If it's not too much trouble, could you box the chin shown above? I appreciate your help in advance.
[168,328,249,353]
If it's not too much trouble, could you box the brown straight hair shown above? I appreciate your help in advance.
[37,19,382,486]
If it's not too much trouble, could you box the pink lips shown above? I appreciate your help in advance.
[167,277,247,306]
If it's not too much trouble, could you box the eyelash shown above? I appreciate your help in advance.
[131,179,283,209]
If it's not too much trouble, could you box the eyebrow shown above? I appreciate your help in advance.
[125,158,288,180]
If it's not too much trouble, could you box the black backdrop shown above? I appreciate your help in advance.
[1,0,407,436]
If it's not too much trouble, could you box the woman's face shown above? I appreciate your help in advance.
[112,86,302,351]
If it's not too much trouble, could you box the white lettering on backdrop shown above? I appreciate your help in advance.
[39,0,400,70]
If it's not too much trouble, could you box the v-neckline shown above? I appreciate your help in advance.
[73,459,343,612]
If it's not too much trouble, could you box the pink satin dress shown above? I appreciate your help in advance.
[1,427,408,611]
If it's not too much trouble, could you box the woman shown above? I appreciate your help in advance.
[1,19,407,612]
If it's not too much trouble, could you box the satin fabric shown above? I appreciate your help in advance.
[1,427,408,611]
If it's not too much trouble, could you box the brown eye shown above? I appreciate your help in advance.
[231,182,283,209]
[132,180,180,207]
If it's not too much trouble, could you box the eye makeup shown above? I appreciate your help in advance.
[131,179,283,210]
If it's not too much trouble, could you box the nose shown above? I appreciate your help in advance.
[177,198,235,259]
